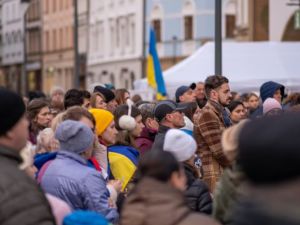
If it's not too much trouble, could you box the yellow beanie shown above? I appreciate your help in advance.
[89,109,114,136]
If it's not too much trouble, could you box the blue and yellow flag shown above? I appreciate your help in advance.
[147,27,167,100]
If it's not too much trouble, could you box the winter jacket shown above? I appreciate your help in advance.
[108,145,139,192]
[0,143,55,225]
[251,81,285,119]
[213,164,245,225]
[232,179,300,225]
[181,116,194,137]
[183,163,212,214]
[135,127,157,154]
[194,100,231,193]
[121,178,220,225]
[151,125,171,151]
[40,149,119,224]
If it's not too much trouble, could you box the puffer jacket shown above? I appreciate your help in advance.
[0,144,55,225]
[121,178,220,225]
[151,125,171,151]
[40,149,119,224]
[184,163,212,214]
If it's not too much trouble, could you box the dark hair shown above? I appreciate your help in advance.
[231,92,238,100]
[64,89,87,109]
[132,94,142,104]
[135,100,150,108]
[227,101,244,113]
[114,104,141,148]
[81,90,91,99]
[238,97,248,103]
[180,102,197,122]
[50,100,65,112]
[28,91,46,102]
[115,89,130,105]
[27,99,50,134]
[205,75,229,99]
[136,151,181,183]
[138,103,156,125]
[63,106,95,127]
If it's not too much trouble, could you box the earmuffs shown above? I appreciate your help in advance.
[119,99,136,131]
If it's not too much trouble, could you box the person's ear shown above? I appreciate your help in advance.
[179,95,184,102]
[146,118,152,128]
[211,89,217,99]
[165,114,173,122]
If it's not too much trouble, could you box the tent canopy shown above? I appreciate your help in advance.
[134,42,300,98]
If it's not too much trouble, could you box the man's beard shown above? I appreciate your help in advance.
[218,96,230,107]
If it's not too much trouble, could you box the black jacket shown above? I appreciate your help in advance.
[184,163,212,215]
[151,125,171,151]
[0,144,55,225]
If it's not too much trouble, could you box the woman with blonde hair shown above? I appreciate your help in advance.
[91,92,107,110]
[115,89,131,105]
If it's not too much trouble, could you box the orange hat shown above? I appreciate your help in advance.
[89,109,114,136]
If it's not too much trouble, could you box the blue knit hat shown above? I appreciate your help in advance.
[63,211,109,225]
[55,120,94,154]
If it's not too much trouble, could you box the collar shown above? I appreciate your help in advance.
[158,125,171,134]
[208,100,228,116]
[0,143,23,165]
[57,149,88,166]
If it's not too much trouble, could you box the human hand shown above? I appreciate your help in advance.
[109,180,122,195]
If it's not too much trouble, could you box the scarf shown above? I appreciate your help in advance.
[210,100,231,128]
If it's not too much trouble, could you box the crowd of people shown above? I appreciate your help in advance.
[1,75,300,225]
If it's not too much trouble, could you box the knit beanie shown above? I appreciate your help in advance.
[163,129,197,162]
[239,114,300,184]
[63,211,109,225]
[55,120,94,154]
[263,98,282,115]
[0,87,26,135]
[89,109,114,136]
[94,86,115,103]
[221,119,250,163]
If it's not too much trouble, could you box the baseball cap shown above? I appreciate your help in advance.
[175,83,196,103]
[153,100,189,122]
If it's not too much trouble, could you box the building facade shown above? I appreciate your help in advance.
[26,0,42,92]
[235,0,300,42]
[87,0,144,90]
[1,0,27,93]
[42,0,75,94]
[145,0,235,71]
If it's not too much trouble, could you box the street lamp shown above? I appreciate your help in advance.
[21,0,30,96]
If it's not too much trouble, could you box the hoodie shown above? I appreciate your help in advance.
[251,81,285,119]
[135,127,158,155]
[181,116,194,137]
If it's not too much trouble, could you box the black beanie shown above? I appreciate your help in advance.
[239,114,300,184]
[93,86,115,103]
[0,87,26,135]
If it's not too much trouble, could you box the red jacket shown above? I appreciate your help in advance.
[135,127,157,155]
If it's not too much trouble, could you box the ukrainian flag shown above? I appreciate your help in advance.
[147,27,167,100]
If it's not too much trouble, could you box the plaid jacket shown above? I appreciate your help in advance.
[194,100,231,193]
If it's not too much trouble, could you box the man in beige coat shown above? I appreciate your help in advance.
[194,75,232,193]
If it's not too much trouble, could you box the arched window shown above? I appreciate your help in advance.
[225,1,236,38]
[110,74,115,85]
[151,4,163,43]
[182,0,195,40]
[130,72,135,90]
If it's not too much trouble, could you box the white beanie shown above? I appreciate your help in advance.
[163,129,197,162]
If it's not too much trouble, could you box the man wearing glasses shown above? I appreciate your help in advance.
[151,100,188,151]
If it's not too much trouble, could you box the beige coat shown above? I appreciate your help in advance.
[121,178,220,225]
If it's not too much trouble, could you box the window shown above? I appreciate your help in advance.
[45,0,49,14]
[53,30,57,50]
[184,16,193,40]
[65,27,69,48]
[226,15,235,38]
[60,0,64,10]
[116,19,120,47]
[71,26,74,47]
[152,20,161,42]
[59,28,63,49]
[53,0,56,12]
[110,26,114,55]
[45,31,49,51]
[131,23,135,52]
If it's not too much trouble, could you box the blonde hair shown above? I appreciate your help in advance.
[90,92,106,108]
[19,141,36,170]
[36,128,60,154]
[51,111,67,131]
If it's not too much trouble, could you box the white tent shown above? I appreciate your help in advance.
[134,42,300,98]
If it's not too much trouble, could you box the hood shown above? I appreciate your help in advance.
[260,81,285,103]
[34,152,58,171]
[136,127,157,141]
[121,178,190,225]
[181,116,194,132]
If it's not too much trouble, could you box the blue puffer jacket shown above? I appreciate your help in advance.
[40,150,119,224]
[251,81,285,119]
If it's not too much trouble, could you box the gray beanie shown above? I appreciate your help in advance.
[55,120,94,154]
